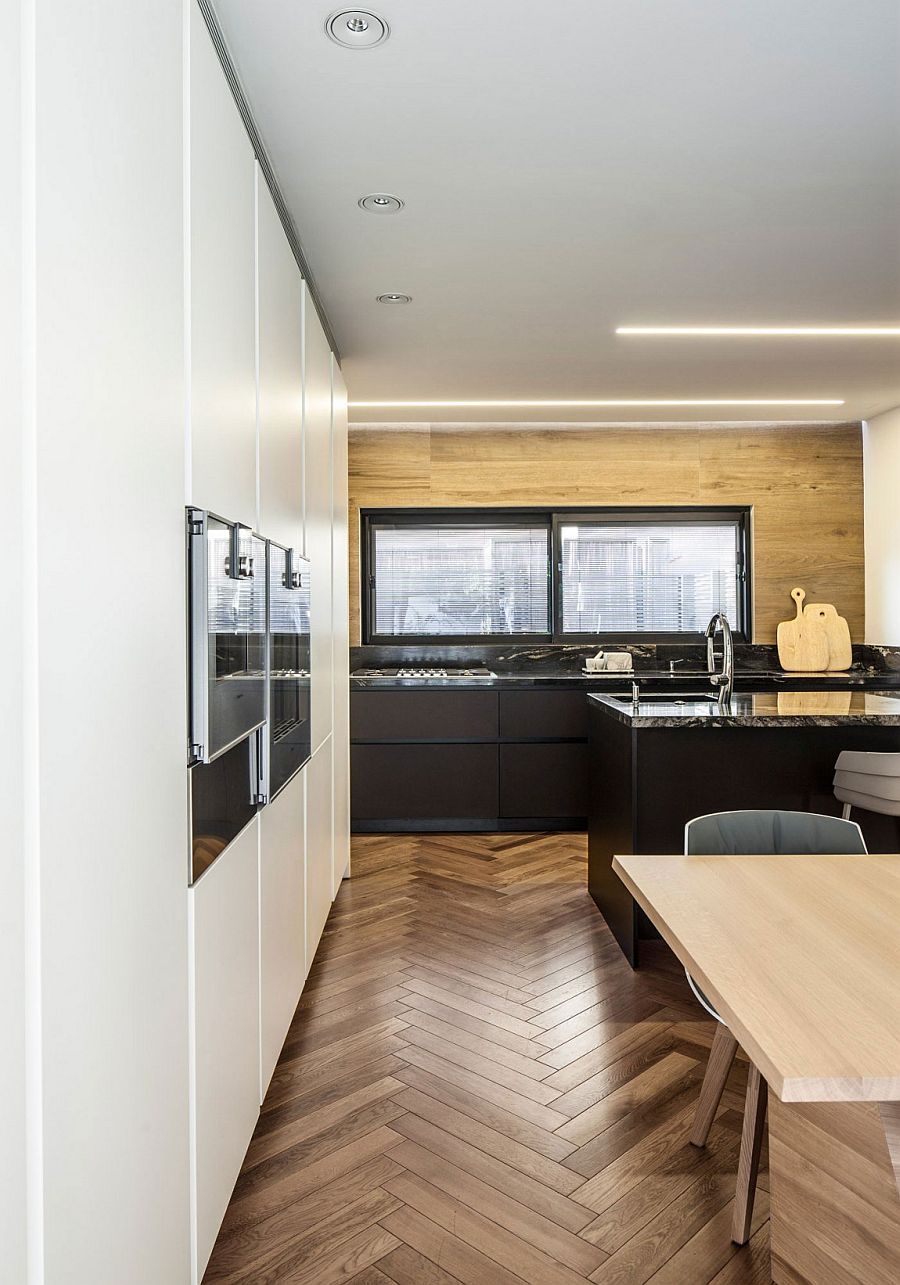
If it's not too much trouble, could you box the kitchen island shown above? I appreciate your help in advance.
[588,691,900,964]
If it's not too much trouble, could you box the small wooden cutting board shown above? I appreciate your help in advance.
[803,601,853,671]
[777,588,830,672]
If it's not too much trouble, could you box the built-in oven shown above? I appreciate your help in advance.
[187,508,267,883]
[266,541,311,798]
[187,508,267,764]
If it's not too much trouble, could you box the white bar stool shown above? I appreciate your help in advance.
[834,750,900,819]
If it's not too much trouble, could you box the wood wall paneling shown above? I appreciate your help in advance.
[348,423,865,644]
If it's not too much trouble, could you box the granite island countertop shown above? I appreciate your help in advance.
[589,690,900,728]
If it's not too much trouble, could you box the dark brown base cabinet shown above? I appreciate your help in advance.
[350,688,590,831]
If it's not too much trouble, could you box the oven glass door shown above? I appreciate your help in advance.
[267,543,311,796]
[190,510,267,763]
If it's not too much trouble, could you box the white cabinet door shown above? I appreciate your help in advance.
[259,771,306,1099]
[190,819,260,1282]
[256,168,303,549]
[331,360,351,893]
[303,286,334,753]
[306,738,334,971]
[189,0,256,527]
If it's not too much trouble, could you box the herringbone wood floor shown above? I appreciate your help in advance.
[204,834,771,1284]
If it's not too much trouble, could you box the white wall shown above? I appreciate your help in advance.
[2,0,29,1278]
[30,1,191,1280]
[863,406,900,644]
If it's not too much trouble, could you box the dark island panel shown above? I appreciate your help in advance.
[588,695,900,966]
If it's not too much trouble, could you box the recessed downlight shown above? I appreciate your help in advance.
[359,193,404,214]
[376,293,412,305]
[326,9,389,48]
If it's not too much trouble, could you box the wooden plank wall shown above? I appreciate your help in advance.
[347,422,865,645]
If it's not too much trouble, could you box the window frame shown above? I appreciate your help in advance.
[361,506,751,645]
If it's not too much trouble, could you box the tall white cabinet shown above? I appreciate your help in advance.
[304,286,336,754]
[332,361,352,890]
[11,2,350,1277]
[256,169,304,549]
[188,0,256,528]
[186,7,349,1280]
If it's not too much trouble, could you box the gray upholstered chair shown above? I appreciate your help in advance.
[684,809,867,1245]
[834,750,900,819]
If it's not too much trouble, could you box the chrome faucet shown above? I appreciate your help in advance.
[705,613,734,707]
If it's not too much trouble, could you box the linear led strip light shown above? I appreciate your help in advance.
[616,326,900,336]
[349,398,845,408]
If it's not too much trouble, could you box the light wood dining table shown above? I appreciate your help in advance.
[612,851,900,1285]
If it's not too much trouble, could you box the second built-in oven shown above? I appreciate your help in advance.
[266,541,311,797]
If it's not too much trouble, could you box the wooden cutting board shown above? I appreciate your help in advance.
[777,588,830,672]
[803,601,853,671]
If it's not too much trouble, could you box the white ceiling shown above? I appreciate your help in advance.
[213,0,900,423]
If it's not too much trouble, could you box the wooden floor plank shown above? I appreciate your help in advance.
[388,1113,596,1232]
[387,1139,607,1274]
[396,1024,561,1103]
[396,1002,552,1077]
[376,1240,465,1285]
[394,990,545,1058]
[204,1154,403,1281]
[557,1052,699,1146]
[384,1170,604,1285]
[392,1064,578,1161]
[203,834,769,1284]
[400,977,546,1038]
[379,1205,525,1285]
[394,1044,570,1130]
[391,1086,586,1194]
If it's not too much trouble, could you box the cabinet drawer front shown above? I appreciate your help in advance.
[500,690,589,739]
[351,690,499,741]
[352,744,499,820]
[500,743,589,818]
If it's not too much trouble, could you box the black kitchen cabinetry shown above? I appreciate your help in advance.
[351,688,590,831]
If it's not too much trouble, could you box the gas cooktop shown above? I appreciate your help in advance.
[353,666,496,680]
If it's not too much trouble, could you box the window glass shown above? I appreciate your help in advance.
[372,523,551,637]
[559,520,740,634]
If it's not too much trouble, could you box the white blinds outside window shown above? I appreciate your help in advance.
[372,524,550,637]
[559,521,740,634]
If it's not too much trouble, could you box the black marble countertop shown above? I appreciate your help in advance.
[350,669,900,692]
[589,691,900,728]
[350,643,900,690]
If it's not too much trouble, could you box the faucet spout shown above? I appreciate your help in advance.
[705,613,734,707]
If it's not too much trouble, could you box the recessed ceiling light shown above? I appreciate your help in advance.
[376,293,412,305]
[616,325,900,336]
[325,9,389,49]
[348,398,844,408]
[359,193,404,214]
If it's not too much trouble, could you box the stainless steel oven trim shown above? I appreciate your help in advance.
[188,507,209,763]
[265,540,312,799]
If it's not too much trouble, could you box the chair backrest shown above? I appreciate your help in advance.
[684,809,867,856]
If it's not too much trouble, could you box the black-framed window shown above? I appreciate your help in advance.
[362,507,750,644]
